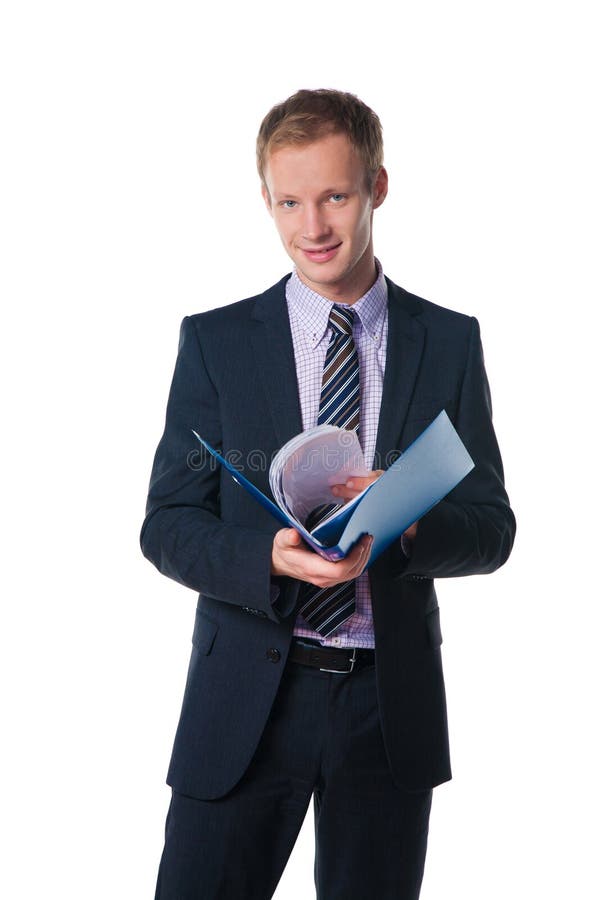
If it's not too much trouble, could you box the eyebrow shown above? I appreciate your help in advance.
[272,185,353,201]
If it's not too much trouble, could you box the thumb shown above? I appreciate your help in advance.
[279,528,301,547]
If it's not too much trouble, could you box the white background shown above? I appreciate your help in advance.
[2,1,598,897]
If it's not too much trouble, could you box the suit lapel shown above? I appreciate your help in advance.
[375,279,426,466]
[250,277,304,449]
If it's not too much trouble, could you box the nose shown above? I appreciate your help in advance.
[302,203,332,243]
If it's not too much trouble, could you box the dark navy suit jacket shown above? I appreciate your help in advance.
[140,275,516,800]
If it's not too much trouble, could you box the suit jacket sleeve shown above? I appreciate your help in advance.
[399,316,516,579]
[140,316,294,623]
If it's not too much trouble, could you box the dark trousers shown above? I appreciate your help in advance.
[155,651,432,900]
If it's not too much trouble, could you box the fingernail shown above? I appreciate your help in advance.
[347,480,354,488]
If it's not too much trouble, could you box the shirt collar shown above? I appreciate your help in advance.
[286,259,388,350]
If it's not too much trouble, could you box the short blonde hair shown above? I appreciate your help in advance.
[257,88,384,189]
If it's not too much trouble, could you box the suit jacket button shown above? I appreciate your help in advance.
[266,648,281,663]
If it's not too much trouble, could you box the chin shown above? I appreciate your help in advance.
[296,259,349,286]
[300,269,344,291]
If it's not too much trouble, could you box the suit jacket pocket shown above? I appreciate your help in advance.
[192,609,218,655]
[426,607,443,648]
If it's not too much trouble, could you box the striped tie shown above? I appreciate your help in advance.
[298,304,360,638]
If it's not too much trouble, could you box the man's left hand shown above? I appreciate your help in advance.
[330,470,384,501]
[331,470,419,542]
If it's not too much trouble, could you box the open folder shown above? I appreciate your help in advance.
[192,410,474,566]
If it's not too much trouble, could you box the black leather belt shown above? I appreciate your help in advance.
[289,638,375,674]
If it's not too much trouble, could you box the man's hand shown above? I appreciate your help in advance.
[331,470,419,544]
[271,529,374,587]
[330,469,384,501]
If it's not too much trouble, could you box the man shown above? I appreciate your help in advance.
[141,89,516,900]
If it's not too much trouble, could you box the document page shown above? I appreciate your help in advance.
[269,425,369,526]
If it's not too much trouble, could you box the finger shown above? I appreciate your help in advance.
[301,533,373,587]
[332,480,364,496]
[331,485,355,500]
[347,470,384,490]
[302,542,365,587]
[360,535,375,571]
[344,477,367,490]
[332,470,384,499]
[404,520,418,540]
[351,535,374,577]
[338,534,371,579]
[276,528,302,549]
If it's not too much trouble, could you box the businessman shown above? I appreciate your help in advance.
[141,89,516,899]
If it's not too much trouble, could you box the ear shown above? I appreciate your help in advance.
[372,166,388,210]
[261,183,273,216]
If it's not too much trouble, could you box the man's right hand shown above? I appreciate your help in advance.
[271,528,373,588]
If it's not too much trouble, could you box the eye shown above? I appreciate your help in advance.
[329,193,346,203]
[280,200,298,209]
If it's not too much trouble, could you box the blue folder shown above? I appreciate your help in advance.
[192,410,474,565]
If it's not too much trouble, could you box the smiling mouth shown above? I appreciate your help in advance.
[300,242,342,258]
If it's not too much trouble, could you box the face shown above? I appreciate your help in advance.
[262,132,388,304]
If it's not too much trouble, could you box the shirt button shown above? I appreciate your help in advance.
[331,636,341,646]
[266,648,281,663]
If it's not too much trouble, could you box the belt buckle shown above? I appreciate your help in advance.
[319,646,357,674]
